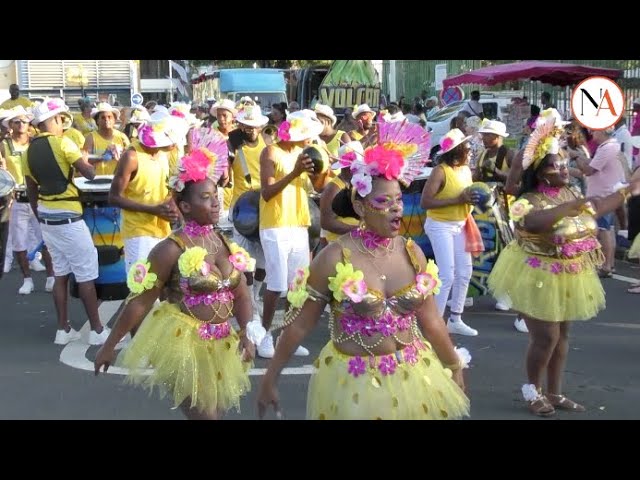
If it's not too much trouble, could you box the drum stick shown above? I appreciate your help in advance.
[27,240,45,262]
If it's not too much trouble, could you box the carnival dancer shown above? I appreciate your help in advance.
[487,109,640,417]
[109,111,180,273]
[82,102,130,175]
[257,121,470,420]
[23,98,108,345]
[2,106,55,294]
[421,129,483,336]
[94,137,258,420]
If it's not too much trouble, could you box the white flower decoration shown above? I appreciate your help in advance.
[521,383,541,402]
[455,347,472,369]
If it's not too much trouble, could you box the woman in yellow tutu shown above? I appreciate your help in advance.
[488,109,640,417]
[257,121,470,420]
[94,135,260,420]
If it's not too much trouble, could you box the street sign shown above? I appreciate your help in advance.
[435,64,447,91]
[440,86,464,106]
[131,93,144,106]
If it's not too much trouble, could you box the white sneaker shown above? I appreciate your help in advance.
[18,279,34,295]
[275,334,309,356]
[54,328,81,345]
[446,297,474,308]
[514,317,529,333]
[495,301,510,311]
[258,333,275,359]
[89,326,111,346]
[447,319,478,336]
[3,261,11,274]
[45,277,55,292]
[29,259,46,272]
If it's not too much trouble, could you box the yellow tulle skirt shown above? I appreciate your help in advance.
[306,339,470,420]
[116,302,252,414]
[629,235,640,259]
[488,241,605,322]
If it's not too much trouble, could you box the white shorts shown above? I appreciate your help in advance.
[232,226,265,270]
[260,227,310,293]
[40,219,99,282]
[124,236,164,273]
[10,202,43,252]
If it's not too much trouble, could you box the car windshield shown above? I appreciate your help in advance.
[427,101,465,122]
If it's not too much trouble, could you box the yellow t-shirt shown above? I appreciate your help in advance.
[2,138,29,185]
[121,140,171,240]
[86,130,130,175]
[63,127,85,149]
[426,163,472,222]
[0,97,34,109]
[259,143,310,229]
[23,133,83,214]
[230,136,266,210]
[73,113,97,136]
[325,130,346,158]
[350,130,364,141]
[323,176,359,242]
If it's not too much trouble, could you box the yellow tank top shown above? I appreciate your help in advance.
[325,130,346,158]
[121,140,171,240]
[2,138,29,185]
[73,113,97,136]
[427,164,472,222]
[88,130,130,175]
[323,176,359,242]
[259,144,311,229]
[350,130,364,141]
[230,136,265,210]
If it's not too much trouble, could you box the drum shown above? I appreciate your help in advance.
[232,190,322,246]
[70,175,128,300]
[0,170,16,280]
[400,167,433,258]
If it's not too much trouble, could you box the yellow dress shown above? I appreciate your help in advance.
[629,234,640,259]
[305,238,469,420]
[116,233,252,414]
[488,186,605,322]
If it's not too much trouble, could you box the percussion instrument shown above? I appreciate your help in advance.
[399,167,433,258]
[0,169,16,279]
[70,174,128,300]
[232,190,322,246]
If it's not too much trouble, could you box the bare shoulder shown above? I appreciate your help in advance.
[310,241,344,276]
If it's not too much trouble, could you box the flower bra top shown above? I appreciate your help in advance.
[509,186,599,258]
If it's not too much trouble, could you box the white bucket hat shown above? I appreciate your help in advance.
[439,128,472,154]
[210,99,237,118]
[129,108,151,124]
[236,105,269,128]
[382,111,406,123]
[1,106,34,129]
[314,103,337,126]
[478,119,509,137]
[91,102,120,121]
[331,141,365,170]
[169,102,199,128]
[137,111,178,148]
[280,109,324,142]
[352,104,375,119]
[31,98,72,126]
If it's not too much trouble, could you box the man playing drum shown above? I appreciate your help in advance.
[23,98,109,346]
[82,103,130,175]
[229,105,268,322]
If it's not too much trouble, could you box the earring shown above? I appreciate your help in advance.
[358,220,367,231]
[544,178,551,186]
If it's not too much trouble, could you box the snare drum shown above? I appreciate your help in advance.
[71,174,128,300]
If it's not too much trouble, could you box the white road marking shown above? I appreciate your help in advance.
[612,273,638,284]
[59,300,315,376]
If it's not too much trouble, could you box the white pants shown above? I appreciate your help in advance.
[4,202,40,267]
[260,227,310,292]
[40,219,99,282]
[424,218,473,316]
[10,202,43,252]
[124,236,164,273]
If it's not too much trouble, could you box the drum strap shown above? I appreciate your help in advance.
[235,145,252,186]
[27,136,80,201]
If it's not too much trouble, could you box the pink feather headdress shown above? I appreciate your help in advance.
[336,120,430,197]
[169,128,229,192]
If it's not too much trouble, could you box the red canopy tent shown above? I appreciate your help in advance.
[442,61,623,88]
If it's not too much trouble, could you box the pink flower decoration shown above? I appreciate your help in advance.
[378,356,397,376]
[441,137,454,152]
[378,312,398,337]
[133,263,147,284]
[351,172,372,197]
[184,221,214,237]
[566,262,581,274]
[171,110,186,119]
[364,145,404,181]
[396,315,412,331]
[229,252,248,272]
[348,356,367,377]
[340,315,361,335]
[138,125,157,147]
[198,323,214,340]
[340,151,356,167]
[352,228,391,249]
[200,261,211,276]
[341,278,367,303]
[277,121,291,141]
[179,149,211,184]
[550,262,563,274]
[526,256,542,268]
[416,272,438,295]
[403,345,418,365]
[47,99,63,111]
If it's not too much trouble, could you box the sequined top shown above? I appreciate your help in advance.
[514,186,601,259]
[329,238,434,356]
[165,233,242,307]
